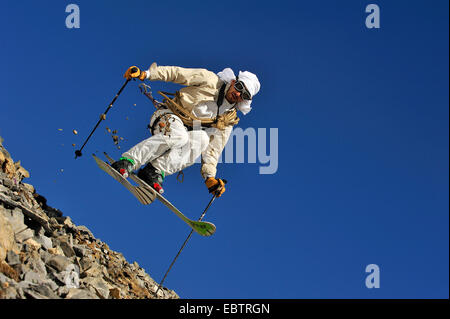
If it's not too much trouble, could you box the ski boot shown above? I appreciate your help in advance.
[111,157,134,178]
[137,163,165,194]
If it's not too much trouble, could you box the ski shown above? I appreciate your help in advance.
[93,154,216,237]
[93,153,155,205]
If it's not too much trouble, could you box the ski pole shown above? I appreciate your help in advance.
[155,195,215,296]
[75,78,131,159]
[155,180,226,296]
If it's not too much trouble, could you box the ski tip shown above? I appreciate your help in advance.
[193,221,216,237]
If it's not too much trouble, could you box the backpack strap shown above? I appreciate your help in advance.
[215,82,227,123]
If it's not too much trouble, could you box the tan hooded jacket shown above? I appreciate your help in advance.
[145,62,235,179]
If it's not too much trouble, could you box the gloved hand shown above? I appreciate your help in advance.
[205,177,226,197]
[124,66,146,80]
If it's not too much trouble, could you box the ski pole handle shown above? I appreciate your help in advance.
[216,179,227,195]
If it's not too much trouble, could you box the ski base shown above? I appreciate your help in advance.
[93,154,216,237]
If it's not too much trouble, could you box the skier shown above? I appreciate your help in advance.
[111,62,260,198]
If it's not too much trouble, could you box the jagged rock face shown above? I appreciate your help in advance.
[0,136,178,299]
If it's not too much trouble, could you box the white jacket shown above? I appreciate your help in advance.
[145,63,234,179]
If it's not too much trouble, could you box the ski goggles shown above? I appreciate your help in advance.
[234,80,252,101]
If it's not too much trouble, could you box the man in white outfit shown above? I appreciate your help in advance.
[112,63,260,197]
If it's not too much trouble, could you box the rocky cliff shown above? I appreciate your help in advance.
[0,136,178,299]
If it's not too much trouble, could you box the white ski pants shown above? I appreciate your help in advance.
[122,113,209,176]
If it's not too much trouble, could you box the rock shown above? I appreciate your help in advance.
[23,289,48,299]
[76,225,94,239]
[59,241,75,258]
[46,255,72,273]
[0,286,22,299]
[23,251,47,276]
[0,138,179,300]
[54,264,79,289]
[73,244,87,257]
[0,261,19,282]
[36,284,60,299]
[34,234,53,250]
[24,284,60,299]
[79,256,93,272]
[81,277,109,299]
[6,250,20,266]
[47,246,65,256]
[0,273,14,286]
[81,263,104,278]
[2,178,13,188]
[57,286,70,296]
[56,216,75,229]
[73,257,82,273]
[134,276,146,289]
[1,206,25,233]
[17,280,31,291]
[23,238,41,251]
[0,211,16,261]
[23,270,45,285]
[14,161,30,180]
[15,228,35,243]
[33,193,48,209]
[45,207,63,218]
[109,287,121,299]
[65,288,99,299]
[9,192,21,201]
[2,158,16,178]
[0,184,9,194]
[22,183,34,194]
[45,279,59,291]
[39,250,53,264]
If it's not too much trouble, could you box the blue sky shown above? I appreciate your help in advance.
[1,1,448,298]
